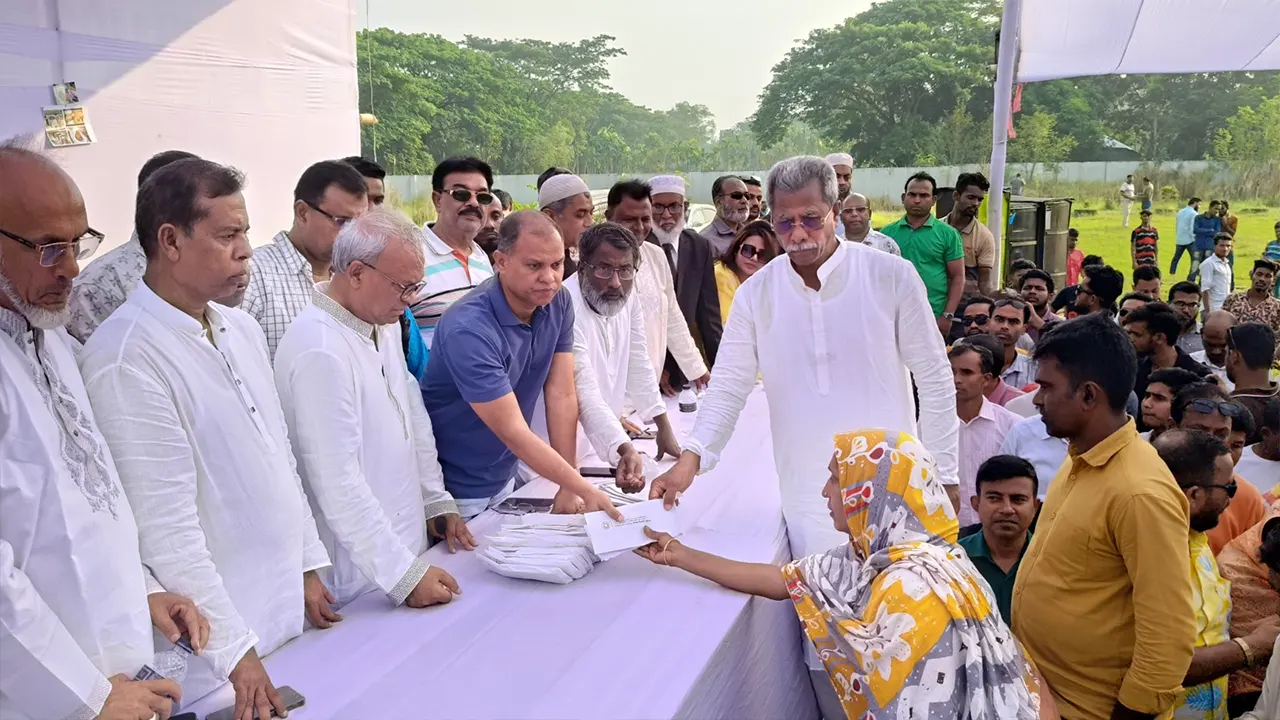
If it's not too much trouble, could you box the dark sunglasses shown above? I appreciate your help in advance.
[962,314,990,326]
[1196,480,1237,498]
[739,244,773,261]
[720,191,749,201]
[445,188,494,206]
[774,215,825,236]
[1183,398,1246,418]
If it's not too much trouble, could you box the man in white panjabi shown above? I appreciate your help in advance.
[651,155,961,559]
[0,141,214,720]
[81,157,338,720]
[825,152,854,238]
[274,208,472,610]
[604,178,709,392]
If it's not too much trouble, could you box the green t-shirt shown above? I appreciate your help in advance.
[880,216,964,315]
[957,530,1030,626]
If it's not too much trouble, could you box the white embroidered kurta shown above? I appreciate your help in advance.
[0,311,155,720]
[636,241,706,380]
[81,282,330,704]
[684,240,960,558]
[274,286,459,608]
[565,277,666,423]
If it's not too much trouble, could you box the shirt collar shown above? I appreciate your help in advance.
[312,282,375,340]
[896,214,936,229]
[272,231,312,276]
[944,213,976,235]
[486,275,532,327]
[967,530,1032,560]
[975,397,1000,423]
[1072,418,1139,468]
[132,279,226,339]
[422,223,480,260]
[709,217,734,236]
[0,306,30,342]
[811,239,850,285]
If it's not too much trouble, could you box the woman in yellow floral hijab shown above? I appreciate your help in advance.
[637,429,1053,719]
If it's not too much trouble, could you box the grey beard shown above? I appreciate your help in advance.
[579,275,628,317]
[0,258,70,330]
[652,219,685,246]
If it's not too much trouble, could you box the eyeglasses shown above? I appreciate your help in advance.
[962,315,990,326]
[719,192,748,201]
[305,201,356,228]
[739,244,772,261]
[581,262,636,281]
[359,261,427,302]
[653,202,686,217]
[446,188,494,206]
[1077,286,1095,296]
[773,215,825,236]
[0,227,103,267]
[1196,480,1237,498]
[1183,398,1246,418]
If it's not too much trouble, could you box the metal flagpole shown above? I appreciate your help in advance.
[989,0,1023,278]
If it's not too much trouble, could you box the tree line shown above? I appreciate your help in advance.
[358,0,1280,179]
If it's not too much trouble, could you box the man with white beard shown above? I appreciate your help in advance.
[700,175,750,257]
[275,207,470,610]
[566,222,683,461]
[82,157,337,720]
[1,139,208,720]
[649,175,721,393]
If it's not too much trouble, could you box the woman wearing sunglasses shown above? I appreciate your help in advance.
[714,220,781,327]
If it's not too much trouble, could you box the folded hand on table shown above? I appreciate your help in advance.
[429,513,477,553]
[229,649,288,720]
[614,444,645,493]
[99,674,181,720]
[303,569,342,629]
[406,566,460,608]
[147,591,209,654]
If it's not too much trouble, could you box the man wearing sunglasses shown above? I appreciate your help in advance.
[700,175,751,257]
[274,207,471,613]
[1,139,214,720]
[243,160,369,358]
[651,155,960,557]
[410,156,497,352]
[960,296,995,338]
[1171,384,1268,555]
[1152,429,1279,720]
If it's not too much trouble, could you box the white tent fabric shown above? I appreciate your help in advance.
[988,0,1280,253]
[0,0,360,254]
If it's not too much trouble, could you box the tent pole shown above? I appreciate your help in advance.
[989,0,1022,281]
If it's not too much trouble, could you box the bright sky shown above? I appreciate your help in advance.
[358,0,873,133]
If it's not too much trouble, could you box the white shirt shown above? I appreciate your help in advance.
[1190,349,1233,390]
[241,231,319,359]
[998,415,1069,500]
[410,224,493,349]
[1004,389,1040,418]
[274,285,458,608]
[1200,255,1233,311]
[566,276,666,423]
[67,234,147,343]
[684,240,960,558]
[636,241,706,380]
[0,310,155,720]
[81,281,330,703]
[1120,181,1135,200]
[1235,445,1280,495]
[957,398,1022,525]
[852,228,902,257]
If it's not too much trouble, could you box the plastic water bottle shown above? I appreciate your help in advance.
[678,384,698,413]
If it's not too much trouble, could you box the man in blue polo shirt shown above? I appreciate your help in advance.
[423,210,623,520]
[957,455,1038,625]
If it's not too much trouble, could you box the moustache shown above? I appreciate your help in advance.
[459,207,482,218]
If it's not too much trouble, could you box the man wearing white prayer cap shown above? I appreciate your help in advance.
[825,153,854,238]
[539,173,593,277]
[649,174,721,394]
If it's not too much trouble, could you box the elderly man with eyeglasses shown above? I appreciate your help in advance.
[408,156,497,351]
[242,159,369,358]
[274,206,472,612]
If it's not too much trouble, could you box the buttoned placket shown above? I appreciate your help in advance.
[806,283,831,395]
[205,321,276,450]
[373,333,409,441]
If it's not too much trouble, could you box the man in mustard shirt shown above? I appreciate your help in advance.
[1013,313,1196,720]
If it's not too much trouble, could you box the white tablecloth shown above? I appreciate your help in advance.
[186,388,820,720]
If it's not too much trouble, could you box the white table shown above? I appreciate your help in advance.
[186,388,820,720]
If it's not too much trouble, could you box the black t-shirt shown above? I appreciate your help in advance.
[1051,285,1082,316]
[1133,350,1213,429]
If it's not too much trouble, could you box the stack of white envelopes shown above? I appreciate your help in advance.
[479,500,684,584]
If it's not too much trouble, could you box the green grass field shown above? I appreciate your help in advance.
[1068,203,1280,291]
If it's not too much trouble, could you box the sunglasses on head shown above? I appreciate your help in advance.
[739,244,772,261]
[962,315,990,326]
[1183,398,1246,418]
[445,188,494,206]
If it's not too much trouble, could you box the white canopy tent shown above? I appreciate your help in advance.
[988,0,1280,249]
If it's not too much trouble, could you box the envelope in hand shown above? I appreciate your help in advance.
[584,499,682,557]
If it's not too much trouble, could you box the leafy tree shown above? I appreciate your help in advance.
[1214,95,1280,195]
[915,96,990,165]
[1009,112,1076,181]
[463,35,625,94]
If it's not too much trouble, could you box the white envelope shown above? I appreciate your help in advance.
[584,499,682,557]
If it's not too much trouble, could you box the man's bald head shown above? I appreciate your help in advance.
[1203,310,1236,333]
[839,192,873,240]
[496,210,562,255]
[1201,310,1237,369]
[0,137,89,327]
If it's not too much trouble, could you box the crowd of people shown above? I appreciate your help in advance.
[4,130,1280,720]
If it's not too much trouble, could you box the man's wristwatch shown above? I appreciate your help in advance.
[941,313,956,323]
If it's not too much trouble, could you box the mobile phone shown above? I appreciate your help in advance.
[205,685,305,720]
[579,466,615,478]
[493,496,556,515]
